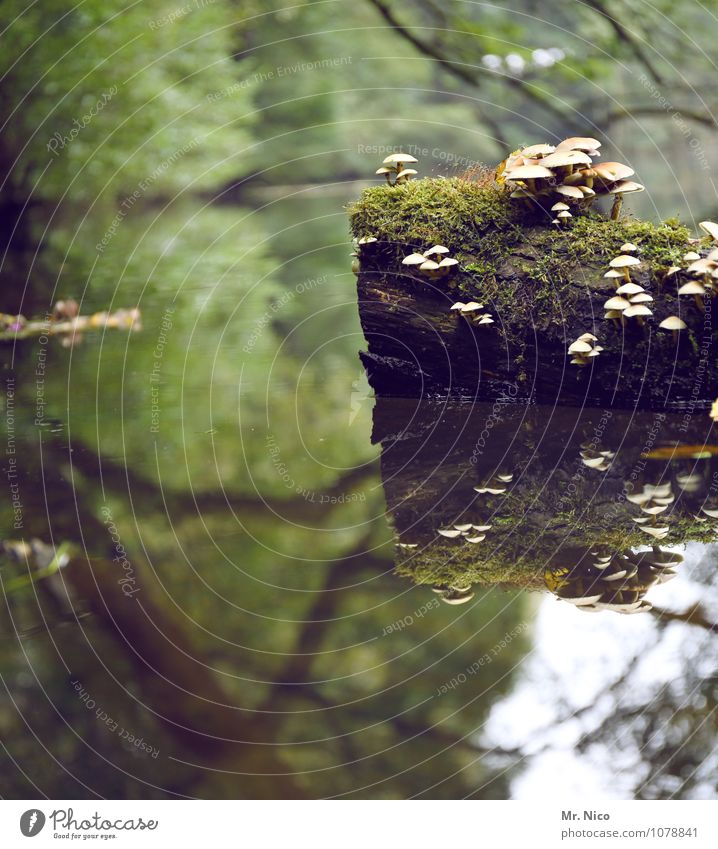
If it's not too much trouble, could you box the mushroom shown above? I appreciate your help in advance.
[609,181,645,219]
[711,399,718,422]
[609,253,641,284]
[699,220,718,242]
[437,528,462,539]
[439,588,475,605]
[520,143,556,158]
[504,163,554,194]
[555,184,585,200]
[556,136,601,153]
[615,281,644,296]
[658,315,687,343]
[620,242,638,253]
[678,280,706,311]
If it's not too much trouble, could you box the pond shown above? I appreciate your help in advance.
[1,189,717,800]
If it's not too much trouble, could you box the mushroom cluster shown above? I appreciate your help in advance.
[628,481,674,540]
[376,153,418,186]
[545,546,683,614]
[437,521,493,545]
[450,300,494,326]
[567,332,603,366]
[498,136,644,218]
[402,245,459,279]
[602,246,654,324]
[676,224,718,309]
[473,472,513,495]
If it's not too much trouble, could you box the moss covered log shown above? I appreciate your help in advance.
[350,176,715,408]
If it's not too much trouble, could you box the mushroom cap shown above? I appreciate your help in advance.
[609,254,641,268]
[450,302,465,311]
[551,202,570,211]
[556,136,602,152]
[477,315,494,325]
[520,143,556,157]
[699,220,718,241]
[604,310,623,319]
[577,332,598,342]
[440,592,475,605]
[616,282,644,295]
[419,259,440,271]
[396,168,418,178]
[460,301,483,313]
[604,296,631,310]
[504,164,554,180]
[603,269,623,278]
[683,251,701,261]
[578,185,596,196]
[678,281,706,295]
[555,184,585,199]
[687,258,716,274]
[624,304,652,317]
[375,166,395,175]
[383,153,418,165]
[629,293,653,304]
[437,528,462,538]
[424,245,450,256]
[568,340,593,354]
[542,149,593,168]
[591,161,635,181]
[639,525,670,538]
[402,253,427,265]
[621,242,638,252]
[609,180,645,194]
[438,257,459,267]
[557,210,573,219]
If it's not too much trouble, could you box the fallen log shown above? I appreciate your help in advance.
[350,175,716,408]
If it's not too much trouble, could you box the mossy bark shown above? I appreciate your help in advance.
[351,178,715,408]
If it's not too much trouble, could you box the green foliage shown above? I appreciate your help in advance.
[0,0,251,202]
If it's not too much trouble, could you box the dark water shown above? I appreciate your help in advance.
[2,193,717,800]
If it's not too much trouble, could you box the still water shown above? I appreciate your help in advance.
[1,191,717,799]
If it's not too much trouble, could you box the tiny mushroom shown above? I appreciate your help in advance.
[609,253,641,284]
[658,315,687,343]
[608,180,645,220]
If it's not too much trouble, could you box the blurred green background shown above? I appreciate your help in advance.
[1,0,718,800]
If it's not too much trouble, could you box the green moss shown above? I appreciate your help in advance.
[349,176,690,275]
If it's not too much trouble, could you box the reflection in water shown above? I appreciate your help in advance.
[2,196,718,800]
[373,398,718,617]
